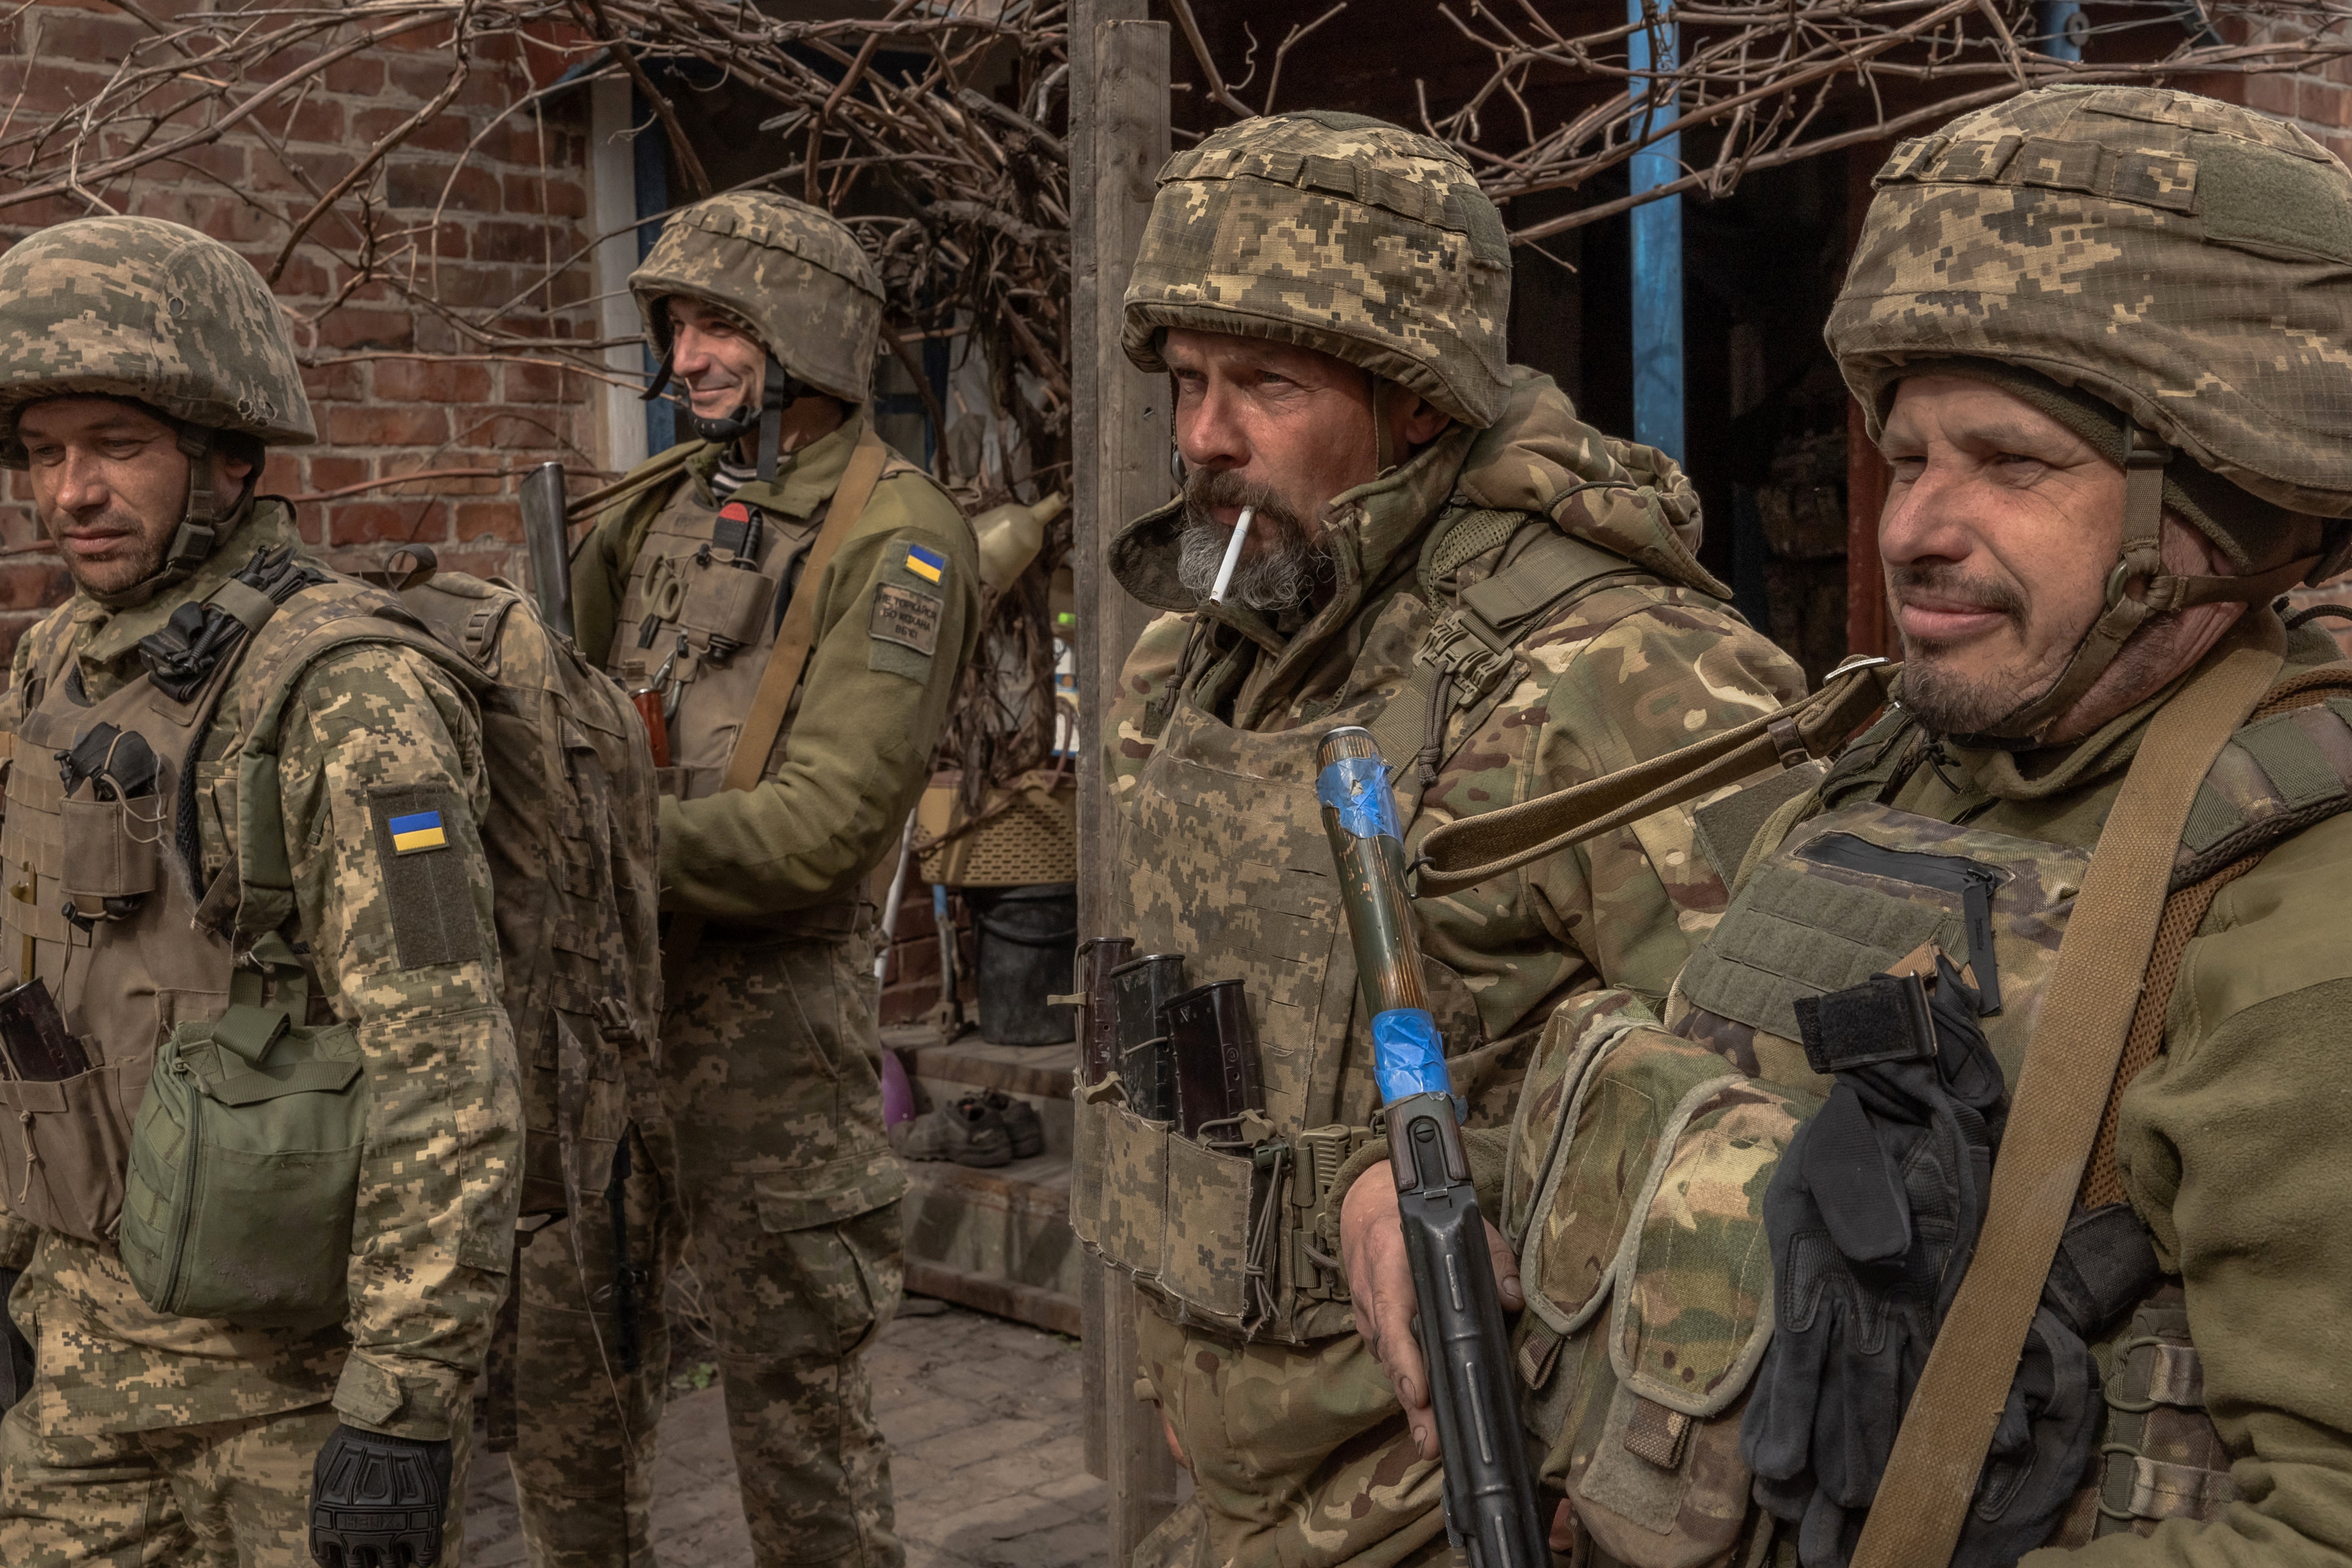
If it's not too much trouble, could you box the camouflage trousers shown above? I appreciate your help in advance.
[0,1394,472,1567]
[663,928,908,1568]
[503,1121,676,1568]
[1135,1311,1452,1568]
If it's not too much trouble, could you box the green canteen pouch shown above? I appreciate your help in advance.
[1513,1027,1814,1568]
[119,944,365,1329]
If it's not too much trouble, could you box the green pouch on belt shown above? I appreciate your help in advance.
[118,934,365,1328]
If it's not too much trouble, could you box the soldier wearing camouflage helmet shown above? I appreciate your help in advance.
[0,215,519,1565]
[564,190,978,1568]
[1086,110,1804,1566]
[1347,84,2352,1567]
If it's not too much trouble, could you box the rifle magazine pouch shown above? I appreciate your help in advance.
[60,794,162,907]
[1093,1097,1170,1285]
[0,1053,137,1244]
[1069,1070,1119,1248]
[1513,1027,1814,1568]
[1160,1133,1254,1321]
[1504,988,1651,1251]
[118,999,364,1329]
[679,562,778,654]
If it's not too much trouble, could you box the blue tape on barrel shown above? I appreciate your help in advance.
[1316,753,1399,842]
[1372,1007,1453,1106]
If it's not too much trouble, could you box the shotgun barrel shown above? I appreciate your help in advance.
[1315,725,1548,1568]
[519,460,574,639]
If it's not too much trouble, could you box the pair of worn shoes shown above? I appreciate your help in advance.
[889,1091,1044,1168]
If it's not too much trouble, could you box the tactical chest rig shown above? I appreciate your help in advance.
[1072,507,1673,1346]
[603,437,911,810]
[1449,648,2352,1568]
[0,558,455,1251]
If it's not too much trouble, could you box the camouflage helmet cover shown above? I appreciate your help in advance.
[631,191,884,407]
[1122,110,1514,428]
[0,215,315,452]
[1830,84,2352,519]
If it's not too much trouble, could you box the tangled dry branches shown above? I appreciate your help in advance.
[4,0,2347,794]
[1168,1,2352,240]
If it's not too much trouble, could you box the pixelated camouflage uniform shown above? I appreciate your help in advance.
[0,215,518,1566]
[1093,111,1805,1568]
[564,191,980,1568]
[0,499,519,1565]
[372,569,670,1568]
[1482,86,2352,1568]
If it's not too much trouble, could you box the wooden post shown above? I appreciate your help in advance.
[1844,139,1893,661]
[1071,5,1181,1562]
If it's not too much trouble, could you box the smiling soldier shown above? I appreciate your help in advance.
[1347,84,2352,1568]
[1082,110,1805,1568]
[567,191,978,1568]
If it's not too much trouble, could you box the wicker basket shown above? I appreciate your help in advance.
[916,767,1076,888]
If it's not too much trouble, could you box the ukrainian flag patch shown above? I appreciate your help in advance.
[389,810,448,854]
[903,542,947,584]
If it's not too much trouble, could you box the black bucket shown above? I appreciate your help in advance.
[968,883,1079,1046]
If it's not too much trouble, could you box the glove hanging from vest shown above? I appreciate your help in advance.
[1740,954,2161,1567]
[136,545,327,703]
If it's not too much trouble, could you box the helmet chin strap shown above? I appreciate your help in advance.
[1961,423,2319,745]
[1372,378,1396,474]
[165,424,222,572]
[686,354,806,485]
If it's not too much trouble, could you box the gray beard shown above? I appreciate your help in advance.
[1177,518,1326,613]
[1897,655,2043,738]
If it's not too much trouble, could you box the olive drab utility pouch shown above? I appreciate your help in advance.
[0,979,125,1246]
[1510,1015,1814,1568]
[118,934,364,1328]
[57,723,165,927]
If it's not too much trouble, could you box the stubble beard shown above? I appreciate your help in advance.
[1174,470,1332,613]
[1887,560,2053,737]
[49,507,172,599]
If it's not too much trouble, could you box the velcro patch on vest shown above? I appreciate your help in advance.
[870,582,942,657]
[368,784,483,968]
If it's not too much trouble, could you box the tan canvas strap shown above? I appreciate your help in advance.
[1849,629,2284,1568]
[662,426,891,984]
[719,426,889,795]
[1416,654,1896,896]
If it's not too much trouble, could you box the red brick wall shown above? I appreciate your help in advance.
[879,880,973,1030]
[0,0,600,665]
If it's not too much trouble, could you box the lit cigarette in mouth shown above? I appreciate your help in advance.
[1209,505,1254,604]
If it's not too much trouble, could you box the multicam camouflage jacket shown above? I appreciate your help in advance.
[0,500,520,1443]
[1489,618,2352,1567]
[1107,366,1806,1123]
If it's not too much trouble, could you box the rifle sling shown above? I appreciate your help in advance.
[660,426,892,986]
[1415,656,1895,896]
[1849,629,2284,1568]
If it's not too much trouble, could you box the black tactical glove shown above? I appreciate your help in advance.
[0,1267,31,1412]
[308,1423,452,1568]
[1961,1204,2162,1566]
[1741,955,2008,1567]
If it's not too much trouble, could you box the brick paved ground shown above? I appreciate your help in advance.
[466,1297,1111,1567]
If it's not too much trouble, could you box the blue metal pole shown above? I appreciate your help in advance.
[2039,1,2083,61]
[1629,0,1683,464]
